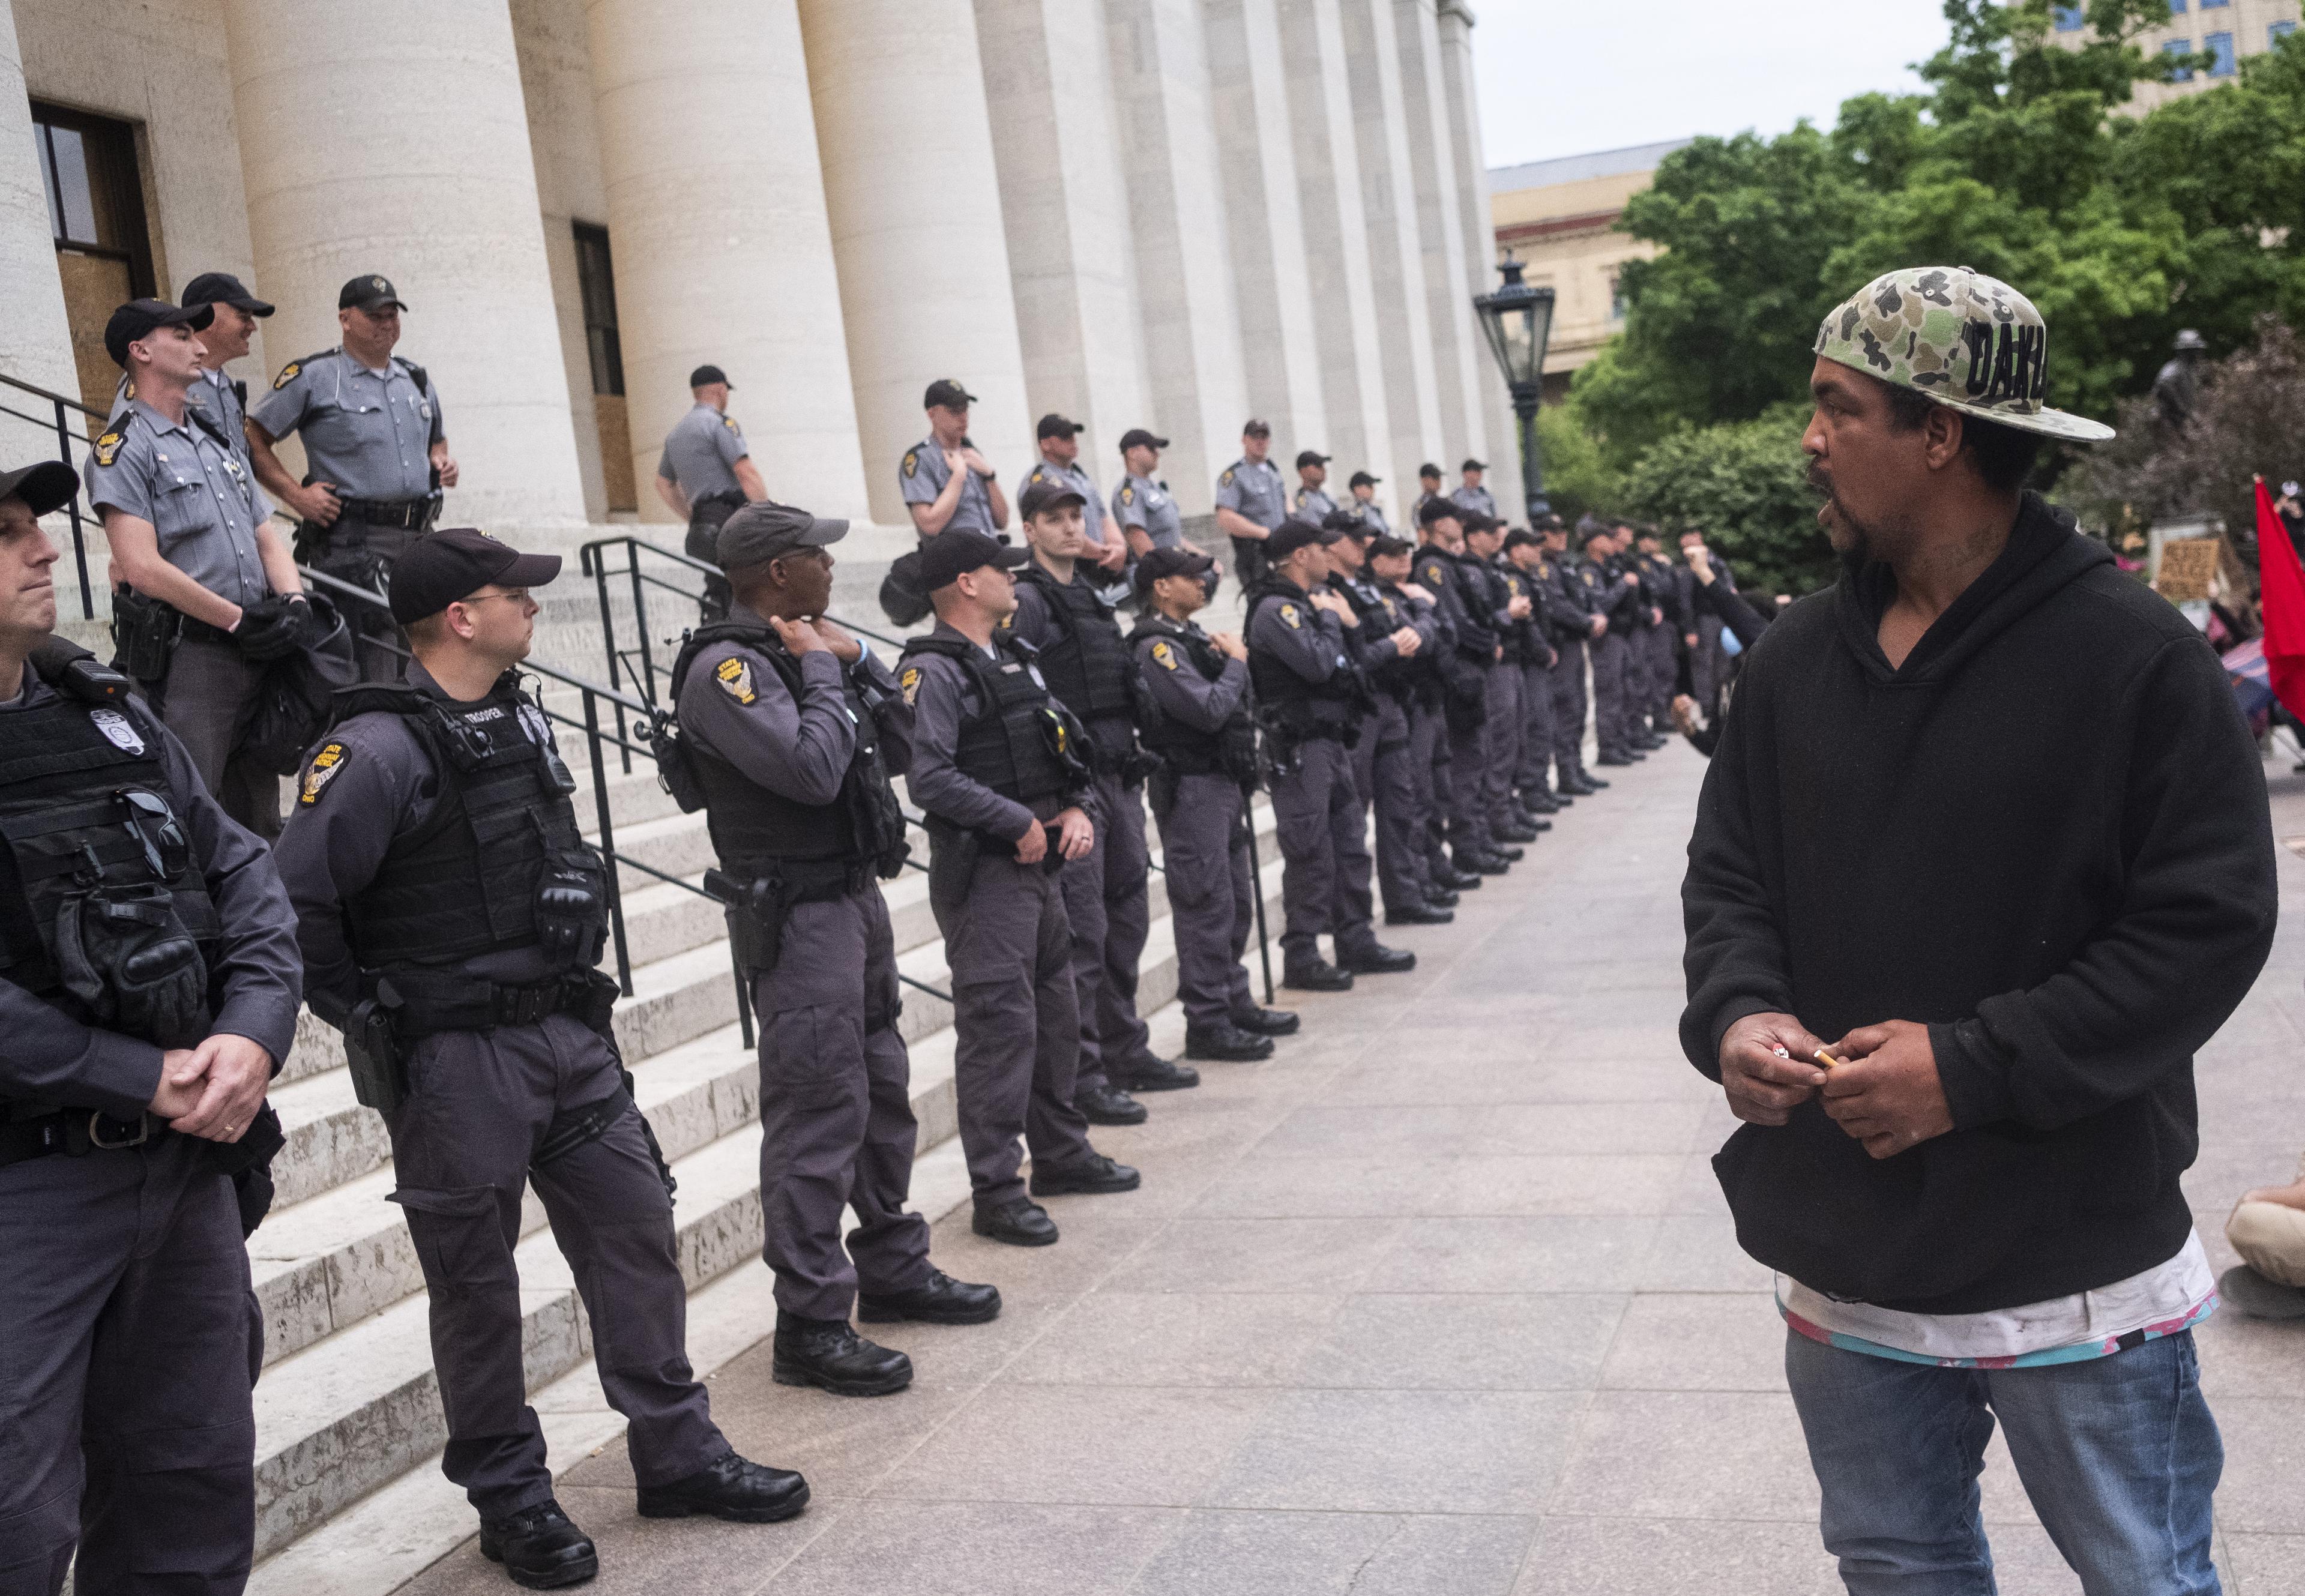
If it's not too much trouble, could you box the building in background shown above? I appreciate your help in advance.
[2054,0,2300,112]
[1487,137,1689,403]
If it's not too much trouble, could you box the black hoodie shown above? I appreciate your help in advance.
[1681,492,2277,1314]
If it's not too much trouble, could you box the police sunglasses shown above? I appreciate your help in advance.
[116,788,190,882]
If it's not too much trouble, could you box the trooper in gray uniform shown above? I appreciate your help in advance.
[1244,519,1415,992]
[1008,480,1198,1127]
[1502,527,1565,819]
[88,300,312,842]
[655,363,767,622]
[1023,414,1128,576]
[1127,547,1299,1062]
[1451,459,1497,520]
[275,529,801,1588]
[1540,516,1607,798]
[107,272,274,493]
[1463,514,1543,848]
[1579,519,1643,767]
[900,378,1007,541]
[1213,418,1288,586]
[1413,463,1445,523]
[1110,428,1190,557]
[1292,450,1339,522]
[1348,471,1390,535]
[665,503,997,1400]
[0,456,300,1596]
[896,531,1139,1250]
[247,273,457,682]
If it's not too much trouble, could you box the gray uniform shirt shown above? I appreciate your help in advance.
[1133,615,1249,734]
[674,604,912,804]
[1022,457,1108,548]
[109,368,268,520]
[1294,483,1339,522]
[1247,582,1351,685]
[1111,472,1185,550]
[0,671,301,1114]
[657,403,749,504]
[85,399,273,607]
[1451,483,1498,519]
[899,621,1098,839]
[1353,498,1391,536]
[250,348,444,502]
[899,435,998,537]
[1214,457,1288,530]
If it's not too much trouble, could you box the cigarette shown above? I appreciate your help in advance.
[1813,1047,1846,1069]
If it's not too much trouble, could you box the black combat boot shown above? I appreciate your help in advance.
[1077,1082,1148,1125]
[1386,903,1453,926]
[771,1313,914,1397]
[1110,1053,1201,1092]
[1283,960,1355,992]
[637,1452,810,1523]
[1338,942,1417,975]
[1030,1153,1142,1197]
[1184,1022,1276,1062]
[478,1500,597,1589]
[972,1196,1059,1246]
[1231,1007,1301,1035]
[858,1268,1003,1325]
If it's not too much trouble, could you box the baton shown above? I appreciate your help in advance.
[1240,783,1275,1005]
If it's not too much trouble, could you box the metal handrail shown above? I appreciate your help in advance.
[2,370,106,620]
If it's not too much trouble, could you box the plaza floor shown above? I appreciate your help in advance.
[398,739,2305,1596]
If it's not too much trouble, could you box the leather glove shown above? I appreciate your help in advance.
[234,595,312,662]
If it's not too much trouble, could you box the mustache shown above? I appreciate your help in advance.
[1806,464,1833,498]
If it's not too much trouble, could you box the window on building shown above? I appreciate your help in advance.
[30,103,154,424]
[2165,37,2196,79]
[2169,0,2188,11]
[2198,0,2228,9]
[1608,272,1626,322]
[571,222,637,513]
[2053,5,2085,30]
[2276,20,2298,45]
[2206,30,2237,73]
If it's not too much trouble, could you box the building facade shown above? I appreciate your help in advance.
[2055,0,2300,112]
[0,0,1523,539]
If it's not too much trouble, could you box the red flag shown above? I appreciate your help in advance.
[2255,476,2305,723]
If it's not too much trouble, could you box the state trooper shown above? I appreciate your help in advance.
[1347,471,1390,535]
[1009,477,1198,1127]
[1292,450,1339,522]
[1463,513,1543,848]
[663,503,999,1402]
[108,273,273,489]
[899,378,1007,541]
[1127,547,1298,1062]
[1368,534,1471,906]
[1502,527,1565,819]
[1610,522,1667,753]
[0,457,300,1596]
[1244,517,1415,992]
[1024,414,1130,584]
[1451,458,1497,520]
[1109,427,1191,558]
[247,273,456,682]
[1323,514,1449,927]
[275,529,800,1587]
[1213,418,1288,586]
[1414,500,1513,878]
[1412,463,1445,522]
[654,363,766,622]
[1539,516,1608,798]
[896,531,1139,1249]
[1635,528,1681,743]
[1578,517,1643,767]
[88,300,312,842]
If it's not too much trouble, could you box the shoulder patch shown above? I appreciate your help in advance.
[300,741,348,806]
[1149,639,1179,672]
[902,450,920,478]
[714,655,757,705]
[900,666,922,708]
[1029,468,1047,486]
[1279,603,1302,630]
[1119,484,1134,506]
[1219,468,1236,487]
[722,414,741,433]
[271,361,301,391]
[91,430,125,468]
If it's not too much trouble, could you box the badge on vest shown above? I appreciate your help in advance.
[1280,604,1302,630]
[1150,640,1179,671]
[900,666,922,708]
[715,656,757,705]
[301,741,347,806]
[89,708,143,754]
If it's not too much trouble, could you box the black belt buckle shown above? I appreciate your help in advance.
[87,1111,151,1150]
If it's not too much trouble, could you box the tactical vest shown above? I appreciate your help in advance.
[1336,576,1417,698]
[1441,550,1499,655]
[1016,564,1137,726]
[1125,615,1258,780]
[667,624,906,875]
[333,675,605,971]
[1244,579,1358,737]
[899,633,1082,806]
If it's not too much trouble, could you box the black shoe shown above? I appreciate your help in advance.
[1386,905,1453,926]
[637,1451,810,1524]
[1231,1007,1301,1035]
[1490,844,1525,862]
[1580,773,1610,789]
[1110,1054,1201,1093]
[1031,1153,1142,1197]
[1424,888,1460,908]
[478,1501,598,1589]
[1441,869,1483,891]
[1492,822,1540,844]
[1636,735,1668,750]
[1184,1022,1276,1061]
[1339,942,1417,975]
[1077,1083,1149,1125]
[1559,776,1598,796]
[1283,960,1355,992]
[973,1196,1059,1247]
[1596,754,1635,766]
[1456,852,1508,876]
[858,1268,1003,1325]
[1525,792,1562,815]
[772,1314,913,1397]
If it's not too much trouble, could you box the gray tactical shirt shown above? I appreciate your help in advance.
[1352,497,1390,536]
[899,435,999,537]
[1451,483,1498,519]
[1111,472,1184,550]
[250,348,444,502]
[84,399,273,607]
[1293,482,1339,522]
[1246,581,1352,685]
[657,403,749,504]
[1132,614,1249,734]
[109,367,268,521]
[899,621,1099,839]
[1214,456,1288,530]
[1022,456,1109,547]
[674,603,912,806]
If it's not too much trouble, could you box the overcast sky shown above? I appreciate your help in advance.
[1475,0,1954,172]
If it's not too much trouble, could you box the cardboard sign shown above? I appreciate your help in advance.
[2154,537,2221,603]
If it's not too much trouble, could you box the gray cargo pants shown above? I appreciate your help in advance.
[153,634,282,841]
[1269,733,1375,970]
[1149,771,1259,1030]
[1058,766,1155,1097]
[1348,694,1424,916]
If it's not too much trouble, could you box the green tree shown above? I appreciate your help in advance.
[1532,403,1626,525]
[1618,405,1837,598]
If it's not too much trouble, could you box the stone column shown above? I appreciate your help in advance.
[1104,0,1250,514]
[1436,0,1521,521]
[800,0,1031,529]
[1202,0,1327,455]
[0,0,81,466]
[224,0,588,526]
[973,0,1152,477]
[1275,0,1392,509]
[589,0,872,523]
[1393,0,1490,478]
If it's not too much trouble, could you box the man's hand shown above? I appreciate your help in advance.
[1094,535,1128,574]
[770,615,826,655]
[289,481,343,526]
[1717,1011,1829,1127]
[1401,582,1435,604]
[430,440,459,489]
[1310,590,1358,625]
[1389,625,1420,657]
[1013,815,1049,864]
[166,1034,274,1142]
[959,446,995,479]
[943,448,970,482]
[149,1051,206,1120]
[1508,594,1533,620]
[1819,1020,1955,1159]
[1671,693,1702,737]
[1622,572,1640,587]
[1687,548,1716,586]
[1684,631,1699,648]
[1053,805,1095,860]
[1650,606,1664,627]
[811,617,862,661]
[1588,615,1607,637]
[1210,630,1247,661]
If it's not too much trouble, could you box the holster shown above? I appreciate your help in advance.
[707,862,866,975]
[923,818,982,934]
[343,994,409,1115]
[1147,762,1181,821]
[109,585,181,683]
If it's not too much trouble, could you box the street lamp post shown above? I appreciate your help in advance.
[1472,253,1556,518]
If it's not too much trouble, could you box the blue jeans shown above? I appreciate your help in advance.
[1783,1326,2223,1595]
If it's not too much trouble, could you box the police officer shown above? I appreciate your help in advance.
[1347,471,1390,535]
[0,456,300,1596]
[1502,527,1565,819]
[1539,516,1607,798]
[666,502,998,1400]
[89,299,310,842]
[1245,519,1415,992]
[1414,500,1512,878]
[109,273,273,489]
[1610,523,1666,753]
[1369,534,1472,905]
[1213,418,1288,586]
[1009,479,1198,1127]
[248,274,455,683]
[1412,463,1445,522]
[1451,458,1496,520]
[1127,547,1298,1062]
[1292,450,1338,522]
[1110,427,1192,557]
[896,531,1138,1249]
[1578,518,1642,767]
[1463,513,1541,848]
[276,529,800,1585]
[900,378,1007,541]
[1324,514,1448,927]
[1025,414,1130,579]
[655,363,767,622]
[1637,528,1681,745]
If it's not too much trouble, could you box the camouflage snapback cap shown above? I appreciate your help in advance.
[1814,266,2115,444]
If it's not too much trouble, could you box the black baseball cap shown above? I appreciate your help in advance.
[1118,427,1169,453]
[1322,510,1370,540]
[388,528,562,624]
[1463,512,1501,537]
[1295,450,1331,469]
[919,529,1029,591]
[924,378,978,409]
[689,364,731,390]
[1369,535,1415,560]
[1461,457,1487,472]
[1037,413,1083,440]
[1134,545,1216,593]
[718,501,846,571]
[1349,470,1379,489]
[1018,479,1088,520]
[104,299,214,367]
[1416,497,1463,528]
[340,274,408,312]
[1504,528,1542,551]
[180,272,273,316]
[1418,462,1442,479]
[0,459,77,516]
[1242,418,1271,438]
[1267,518,1337,561]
